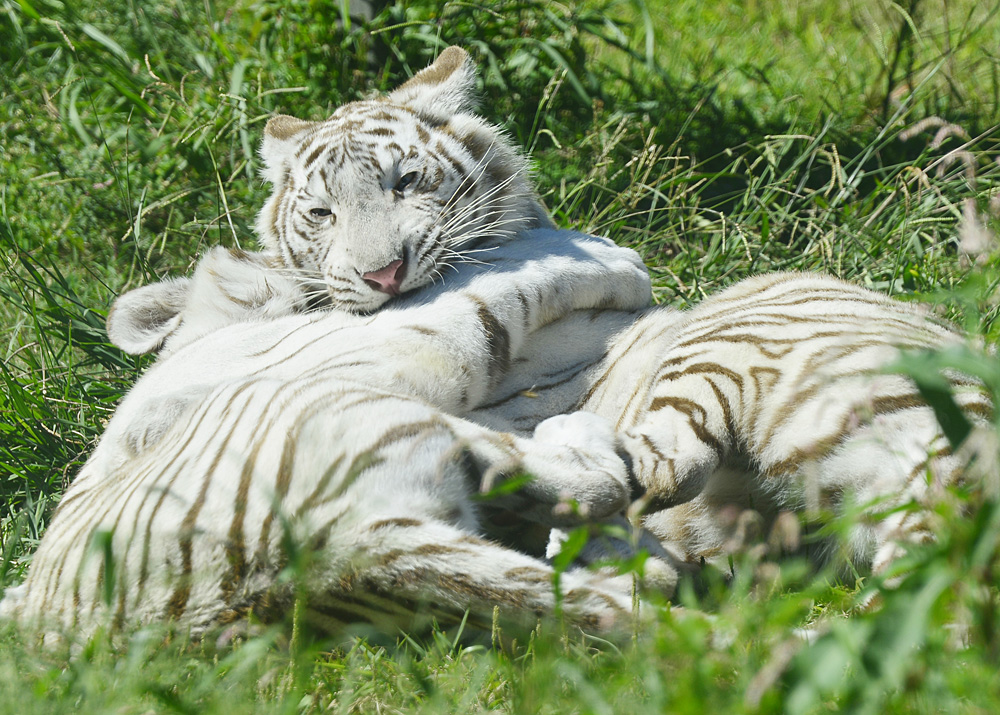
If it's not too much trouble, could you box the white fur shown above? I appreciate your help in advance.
[3,229,656,638]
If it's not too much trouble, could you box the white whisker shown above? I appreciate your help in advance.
[437,142,497,218]
[438,172,520,234]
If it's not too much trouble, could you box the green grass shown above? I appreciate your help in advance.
[2,0,1000,711]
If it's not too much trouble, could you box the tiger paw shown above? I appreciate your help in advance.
[527,412,630,520]
[533,411,619,455]
[547,518,680,599]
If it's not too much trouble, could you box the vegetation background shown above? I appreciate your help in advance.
[1,0,999,711]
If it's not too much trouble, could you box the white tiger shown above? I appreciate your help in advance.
[487,274,992,578]
[4,46,990,640]
[94,44,994,602]
[0,49,663,639]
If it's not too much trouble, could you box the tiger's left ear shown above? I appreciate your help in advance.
[387,46,477,123]
[106,278,191,355]
[260,114,319,185]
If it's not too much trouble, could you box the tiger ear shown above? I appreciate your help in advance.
[387,46,477,122]
[260,114,319,185]
[106,278,191,355]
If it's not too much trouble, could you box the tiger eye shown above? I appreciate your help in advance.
[393,172,419,195]
[308,208,335,224]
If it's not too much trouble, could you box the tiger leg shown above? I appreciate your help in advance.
[442,412,686,597]
[309,515,639,635]
[805,416,958,576]
[618,402,729,511]
[371,230,650,413]
[444,411,632,525]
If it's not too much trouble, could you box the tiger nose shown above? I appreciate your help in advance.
[362,259,406,296]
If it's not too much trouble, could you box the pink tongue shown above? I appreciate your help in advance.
[362,259,406,296]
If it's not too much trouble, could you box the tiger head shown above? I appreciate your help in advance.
[256,46,553,313]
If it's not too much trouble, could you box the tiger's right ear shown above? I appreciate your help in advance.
[106,278,191,355]
[260,114,319,185]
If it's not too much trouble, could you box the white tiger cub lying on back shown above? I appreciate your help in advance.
[0,49,661,638]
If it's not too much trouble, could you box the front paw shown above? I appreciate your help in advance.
[533,411,618,454]
[535,412,628,489]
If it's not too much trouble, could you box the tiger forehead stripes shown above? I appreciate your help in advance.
[256,46,552,314]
